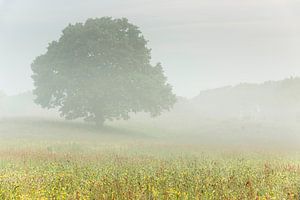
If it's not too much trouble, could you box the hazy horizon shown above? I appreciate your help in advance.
[1,0,300,97]
[1,2,300,198]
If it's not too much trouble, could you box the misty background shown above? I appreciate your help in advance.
[1,2,300,198]
[1,0,300,97]
[0,0,300,150]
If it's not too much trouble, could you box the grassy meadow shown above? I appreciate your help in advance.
[0,118,300,199]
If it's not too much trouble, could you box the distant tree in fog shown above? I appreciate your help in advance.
[31,17,176,126]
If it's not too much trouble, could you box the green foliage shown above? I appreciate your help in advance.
[31,17,176,125]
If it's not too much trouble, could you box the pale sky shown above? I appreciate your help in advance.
[0,0,299,97]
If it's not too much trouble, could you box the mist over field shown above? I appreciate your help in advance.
[0,0,300,199]
[0,77,299,151]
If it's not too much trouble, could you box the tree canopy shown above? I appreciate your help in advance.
[31,17,176,125]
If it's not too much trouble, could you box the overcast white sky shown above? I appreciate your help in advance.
[0,0,299,97]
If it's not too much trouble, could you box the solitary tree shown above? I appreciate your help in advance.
[31,17,176,126]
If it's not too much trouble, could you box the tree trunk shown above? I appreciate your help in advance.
[95,114,105,128]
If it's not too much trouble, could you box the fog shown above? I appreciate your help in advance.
[0,77,299,151]
[1,0,300,97]
[1,1,300,149]
[1,2,300,198]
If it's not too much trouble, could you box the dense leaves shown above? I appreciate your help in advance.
[31,17,176,125]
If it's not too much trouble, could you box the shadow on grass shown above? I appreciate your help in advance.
[0,117,155,139]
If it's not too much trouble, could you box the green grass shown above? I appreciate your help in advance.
[0,118,300,199]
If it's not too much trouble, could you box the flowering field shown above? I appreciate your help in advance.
[0,147,299,199]
[0,119,300,199]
